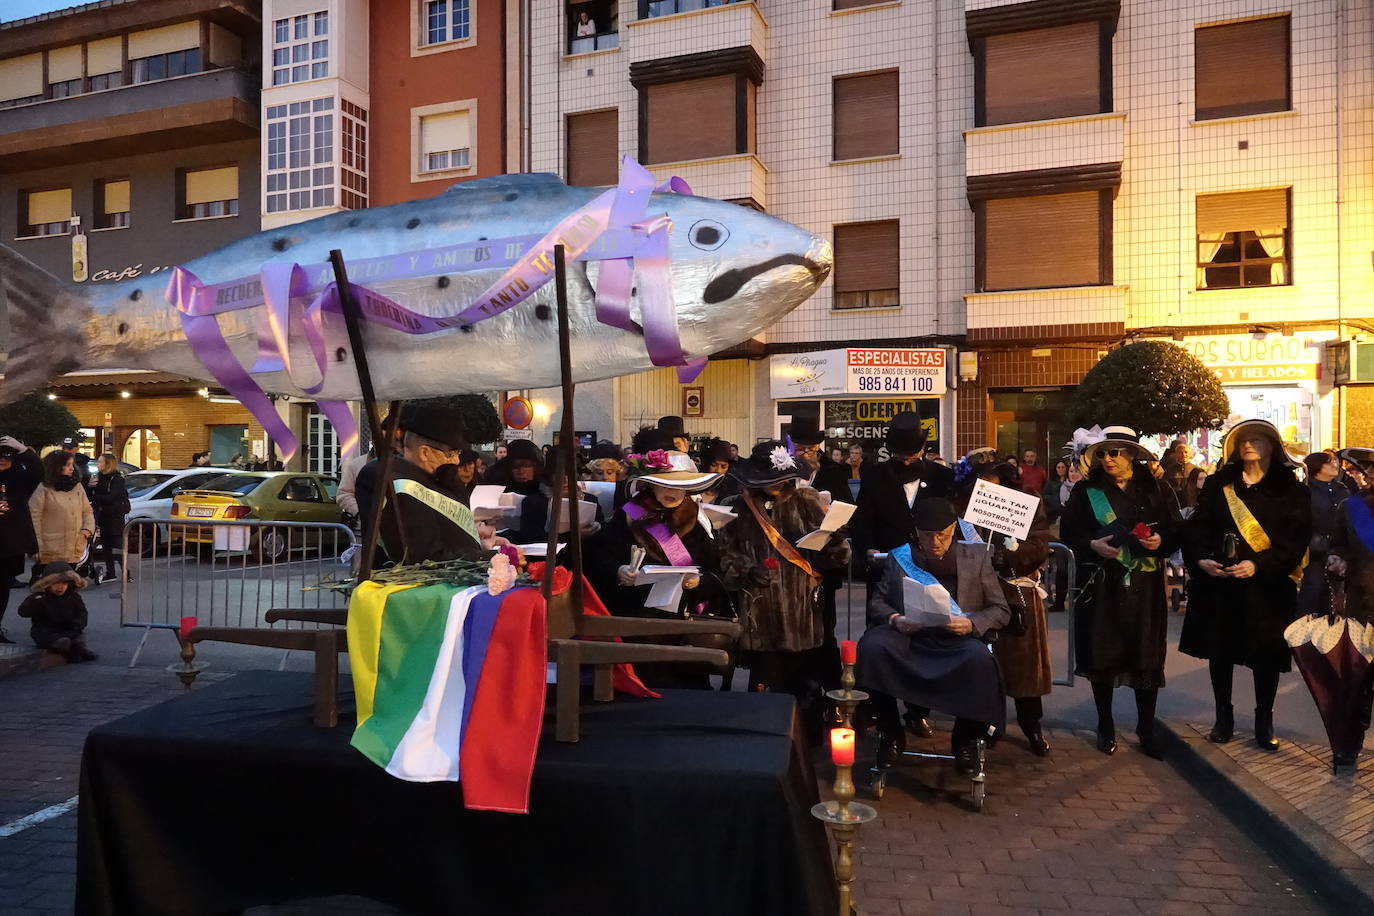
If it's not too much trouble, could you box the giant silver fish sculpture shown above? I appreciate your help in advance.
[0,171,831,403]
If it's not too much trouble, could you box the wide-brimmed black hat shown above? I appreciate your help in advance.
[1339,447,1374,469]
[886,411,927,455]
[733,440,805,488]
[586,441,624,462]
[400,401,468,452]
[32,562,85,594]
[631,425,674,455]
[700,437,733,465]
[787,417,825,447]
[505,439,544,465]
[1222,419,1298,467]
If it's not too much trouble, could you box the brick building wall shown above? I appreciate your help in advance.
[956,345,1109,454]
[61,395,263,470]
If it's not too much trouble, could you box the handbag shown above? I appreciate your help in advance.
[999,577,1033,637]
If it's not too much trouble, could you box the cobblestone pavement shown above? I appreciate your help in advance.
[0,659,1345,915]
[1183,721,1374,868]
[848,721,1334,916]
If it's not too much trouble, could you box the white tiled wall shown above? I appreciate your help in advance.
[965,113,1125,177]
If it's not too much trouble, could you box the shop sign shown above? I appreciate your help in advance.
[823,399,938,460]
[770,348,947,399]
[1174,334,1326,384]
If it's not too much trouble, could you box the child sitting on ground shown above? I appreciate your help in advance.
[18,562,97,663]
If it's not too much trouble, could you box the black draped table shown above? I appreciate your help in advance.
[76,671,837,916]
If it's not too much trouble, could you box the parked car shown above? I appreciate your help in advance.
[123,467,249,555]
[171,472,343,561]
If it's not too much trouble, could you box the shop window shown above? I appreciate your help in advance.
[416,106,474,177]
[131,48,200,84]
[1194,16,1289,120]
[833,220,899,310]
[178,166,239,221]
[642,74,752,165]
[976,190,1109,291]
[271,11,328,85]
[19,188,71,238]
[96,179,131,230]
[568,0,619,54]
[566,109,619,186]
[976,20,1108,127]
[1196,188,1290,289]
[419,0,471,47]
[833,70,898,161]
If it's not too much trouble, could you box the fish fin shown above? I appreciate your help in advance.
[0,244,90,404]
[444,173,566,194]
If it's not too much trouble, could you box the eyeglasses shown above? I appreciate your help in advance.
[1100,448,1131,459]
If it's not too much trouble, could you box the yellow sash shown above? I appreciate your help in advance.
[392,478,479,540]
[1221,483,1306,585]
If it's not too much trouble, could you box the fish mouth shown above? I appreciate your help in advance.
[701,255,829,305]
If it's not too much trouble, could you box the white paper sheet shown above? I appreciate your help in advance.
[901,577,958,628]
[795,500,856,550]
[697,503,737,530]
[470,485,519,521]
[645,575,686,611]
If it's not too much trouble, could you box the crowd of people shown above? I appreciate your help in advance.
[340,398,1374,775]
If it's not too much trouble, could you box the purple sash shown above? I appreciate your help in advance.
[623,501,694,567]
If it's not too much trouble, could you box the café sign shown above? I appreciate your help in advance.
[1172,333,1332,383]
[771,348,948,399]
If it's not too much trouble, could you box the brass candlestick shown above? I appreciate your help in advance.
[169,633,207,689]
[812,762,876,916]
[825,661,868,729]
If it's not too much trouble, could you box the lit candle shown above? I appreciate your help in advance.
[179,616,198,640]
[830,727,855,766]
[840,640,858,665]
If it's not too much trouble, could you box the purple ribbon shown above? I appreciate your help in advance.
[623,500,695,567]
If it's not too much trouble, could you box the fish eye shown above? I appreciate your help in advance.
[688,219,728,251]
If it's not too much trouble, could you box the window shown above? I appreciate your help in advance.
[265,98,336,213]
[47,44,83,98]
[642,74,752,164]
[86,36,122,91]
[131,48,200,83]
[422,0,471,46]
[833,70,899,161]
[87,73,123,91]
[833,0,888,10]
[280,477,325,502]
[19,188,71,237]
[179,166,239,220]
[977,21,1107,126]
[642,0,733,19]
[418,108,473,176]
[833,221,899,310]
[96,179,131,230]
[340,100,369,211]
[1196,189,1289,289]
[307,410,339,476]
[272,11,329,85]
[976,190,1110,291]
[49,79,81,98]
[568,0,619,54]
[566,109,619,187]
[0,53,43,108]
[1195,16,1290,120]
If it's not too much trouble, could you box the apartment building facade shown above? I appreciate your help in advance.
[0,0,263,469]
[518,0,1374,457]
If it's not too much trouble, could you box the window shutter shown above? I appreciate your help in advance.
[128,21,200,58]
[48,45,83,83]
[102,180,131,214]
[1196,189,1288,234]
[834,221,900,293]
[0,54,42,102]
[421,111,470,154]
[644,74,737,165]
[87,37,123,76]
[27,189,72,226]
[566,109,619,187]
[983,191,1102,291]
[185,167,238,205]
[1195,17,1289,120]
[833,71,899,160]
[983,21,1101,126]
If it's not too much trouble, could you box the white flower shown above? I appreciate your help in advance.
[769,446,796,470]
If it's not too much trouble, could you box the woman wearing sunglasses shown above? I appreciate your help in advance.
[1180,419,1311,752]
[1061,426,1183,758]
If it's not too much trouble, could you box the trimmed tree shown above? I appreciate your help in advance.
[0,392,82,449]
[1066,340,1230,436]
[454,394,502,446]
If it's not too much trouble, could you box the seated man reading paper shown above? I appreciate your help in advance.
[856,499,1009,774]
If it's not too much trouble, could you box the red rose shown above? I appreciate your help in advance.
[763,557,780,571]
[1132,523,1152,539]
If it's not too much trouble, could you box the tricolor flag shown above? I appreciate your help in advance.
[347,582,548,814]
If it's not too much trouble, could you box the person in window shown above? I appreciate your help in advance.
[1061,426,1181,759]
[0,437,41,644]
[858,498,1009,774]
[575,10,596,36]
[1181,419,1311,753]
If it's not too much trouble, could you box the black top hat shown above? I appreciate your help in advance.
[657,416,687,438]
[732,440,805,489]
[787,417,825,447]
[700,437,733,465]
[886,411,927,455]
[400,401,468,452]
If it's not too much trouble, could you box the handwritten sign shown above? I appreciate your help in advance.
[963,478,1038,541]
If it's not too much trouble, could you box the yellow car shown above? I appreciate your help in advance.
[171,472,343,560]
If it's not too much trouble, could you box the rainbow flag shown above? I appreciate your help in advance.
[347,581,548,814]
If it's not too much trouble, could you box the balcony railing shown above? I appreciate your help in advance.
[568,31,620,54]
[643,0,744,18]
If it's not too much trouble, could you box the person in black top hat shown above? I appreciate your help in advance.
[657,416,691,453]
[374,400,486,565]
[851,411,955,569]
[0,436,41,643]
[699,437,739,505]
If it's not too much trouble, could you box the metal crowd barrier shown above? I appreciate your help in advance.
[119,519,357,668]
[838,539,1077,688]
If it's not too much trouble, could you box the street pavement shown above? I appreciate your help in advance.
[0,574,1359,914]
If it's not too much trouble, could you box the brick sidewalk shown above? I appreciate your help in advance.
[848,722,1331,916]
